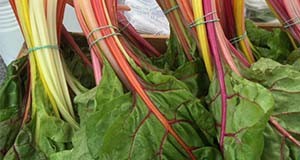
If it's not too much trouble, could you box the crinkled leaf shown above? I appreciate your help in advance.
[173,60,210,97]
[246,20,272,47]
[246,20,293,63]
[52,62,221,160]
[33,71,75,157]
[50,61,126,160]
[153,31,196,70]
[262,123,300,160]
[3,127,46,160]
[0,58,27,159]
[74,61,124,124]
[246,58,300,159]
[207,73,274,160]
[4,65,75,159]
[82,93,217,159]
[287,48,300,65]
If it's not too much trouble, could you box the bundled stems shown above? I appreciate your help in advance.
[233,0,255,63]
[62,26,93,68]
[203,0,228,151]
[117,12,161,58]
[10,0,78,129]
[215,0,255,64]
[74,0,198,159]
[191,0,213,80]
[266,0,300,44]
[156,0,195,61]
[211,2,241,76]
[221,0,236,39]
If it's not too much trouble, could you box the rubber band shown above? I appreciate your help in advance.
[87,25,119,40]
[189,11,219,28]
[284,17,300,29]
[27,45,59,54]
[230,32,247,44]
[89,32,121,49]
[189,19,219,28]
[164,5,179,15]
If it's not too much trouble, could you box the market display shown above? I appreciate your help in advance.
[0,0,300,160]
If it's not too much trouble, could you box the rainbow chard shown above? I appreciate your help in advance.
[117,12,161,58]
[232,0,255,63]
[156,0,196,61]
[76,1,161,76]
[190,1,250,153]
[73,0,104,85]
[245,58,300,159]
[197,0,274,158]
[207,71,274,159]
[218,0,236,39]
[10,0,78,128]
[61,26,92,69]
[202,0,228,151]
[216,0,255,64]
[0,58,27,159]
[266,0,300,45]
[210,1,250,72]
[176,0,194,22]
[68,0,222,159]
[1,0,85,159]
[192,0,214,80]
[190,0,251,81]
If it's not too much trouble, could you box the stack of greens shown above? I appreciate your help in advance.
[0,0,299,160]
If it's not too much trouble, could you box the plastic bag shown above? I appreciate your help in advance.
[123,0,170,35]
[245,0,277,22]
[0,0,24,65]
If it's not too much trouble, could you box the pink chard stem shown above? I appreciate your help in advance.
[203,0,228,152]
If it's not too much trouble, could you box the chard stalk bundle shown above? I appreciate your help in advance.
[10,0,78,129]
[1,0,300,159]
[156,0,196,61]
[73,0,214,159]
[266,0,300,44]
[117,13,161,58]
[216,0,255,63]
[190,0,252,151]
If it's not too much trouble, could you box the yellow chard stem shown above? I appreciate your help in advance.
[14,0,79,129]
[15,0,58,118]
[30,0,62,115]
[233,0,255,63]
[170,0,191,49]
[192,0,213,80]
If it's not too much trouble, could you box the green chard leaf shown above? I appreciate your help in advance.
[0,58,27,159]
[245,58,300,159]
[173,60,210,97]
[74,61,124,124]
[3,62,75,160]
[3,127,47,160]
[287,48,300,65]
[246,20,294,63]
[153,30,196,70]
[207,72,274,160]
[61,35,95,89]
[51,62,221,160]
